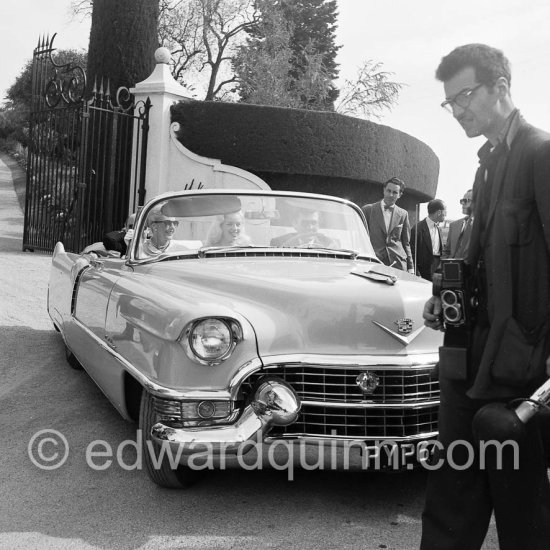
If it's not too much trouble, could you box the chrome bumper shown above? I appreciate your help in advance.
[151,377,301,455]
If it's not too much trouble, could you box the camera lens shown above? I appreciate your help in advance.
[443,304,461,323]
[441,290,458,306]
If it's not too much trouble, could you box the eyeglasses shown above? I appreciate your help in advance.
[152,220,179,228]
[441,83,484,113]
[459,198,472,205]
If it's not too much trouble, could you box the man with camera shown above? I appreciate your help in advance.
[421,44,550,549]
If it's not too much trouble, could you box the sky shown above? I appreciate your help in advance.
[2,0,549,219]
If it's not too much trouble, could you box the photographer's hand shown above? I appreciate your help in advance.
[423,296,444,331]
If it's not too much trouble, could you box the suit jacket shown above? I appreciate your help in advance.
[410,218,442,280]
[103,230,127,255]
[443,216,472,259]
[362,201,413,271]
[464,114,550,398]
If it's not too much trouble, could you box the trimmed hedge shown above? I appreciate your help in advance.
[171,100,439,214]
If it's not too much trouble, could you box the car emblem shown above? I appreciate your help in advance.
[372,319,425,345]
[395,318,413,335]
[356,372,380,395]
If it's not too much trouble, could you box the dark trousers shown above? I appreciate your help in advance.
[420,377,550,550]
[429,255,441,281]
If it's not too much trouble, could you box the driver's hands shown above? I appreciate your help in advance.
[423,296,444,331]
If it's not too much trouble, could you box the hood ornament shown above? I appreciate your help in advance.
[372,318,425,345]
[356,372,380,395]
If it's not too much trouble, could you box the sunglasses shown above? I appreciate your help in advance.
[152,220,179,228]
[459,199,472,205]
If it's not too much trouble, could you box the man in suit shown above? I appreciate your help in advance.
[421,43,550,550]
[410,199,446,280]
[270,210,337,248]
[442,189,473,258]
[103,213,136,256]
[361,177,414,272]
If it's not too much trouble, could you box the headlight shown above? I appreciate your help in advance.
[189,318,235,363]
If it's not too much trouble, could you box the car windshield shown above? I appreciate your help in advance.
[133,192,375,261]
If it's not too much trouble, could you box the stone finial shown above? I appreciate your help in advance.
[155,47,172,65]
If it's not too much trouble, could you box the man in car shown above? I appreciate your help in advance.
[103,213,136,256]
[275,209,337,248]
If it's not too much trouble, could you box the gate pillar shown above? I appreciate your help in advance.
[130,48,190,203]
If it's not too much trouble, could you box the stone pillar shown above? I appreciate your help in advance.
[130,47,191,202]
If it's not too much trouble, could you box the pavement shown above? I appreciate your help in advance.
[0,153,52,331]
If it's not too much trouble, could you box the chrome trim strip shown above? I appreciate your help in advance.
[264,432,439,444]
[228,357,266,399]
[259,353,439,369]
[302,400,440,410]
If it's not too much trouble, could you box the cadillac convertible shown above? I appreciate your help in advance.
[48,189,442,488]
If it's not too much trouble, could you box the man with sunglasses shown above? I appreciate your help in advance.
[421,44,550,549]
[442,190,473,259]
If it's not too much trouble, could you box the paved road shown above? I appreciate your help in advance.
[0,154,500,550]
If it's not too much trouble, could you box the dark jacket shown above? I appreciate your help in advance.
[467,115,550,398]
[410,218,442,281]
[103,230,127,255]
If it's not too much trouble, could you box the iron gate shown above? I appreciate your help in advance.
[23,34,150,253]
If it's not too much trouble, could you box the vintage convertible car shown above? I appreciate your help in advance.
[48,189,442,488]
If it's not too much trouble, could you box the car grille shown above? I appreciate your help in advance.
[245,364,439,439]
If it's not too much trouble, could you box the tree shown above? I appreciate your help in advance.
[234,0,340,110]
[232,0,296,107]
[159,0,261,100]
[87,0,159,94]
[70,0,402,116]
[281,0,340,109]
[335,60,404,120]
[0,49,87,148]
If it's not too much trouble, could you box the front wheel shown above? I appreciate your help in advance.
[139,390,203,489]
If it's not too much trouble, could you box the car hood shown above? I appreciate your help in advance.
[129,256,441,357]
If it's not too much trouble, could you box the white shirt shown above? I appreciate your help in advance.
[425,217,441,255]
[381,201,394,231]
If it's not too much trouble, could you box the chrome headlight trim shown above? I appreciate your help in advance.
[181,317,243,366]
